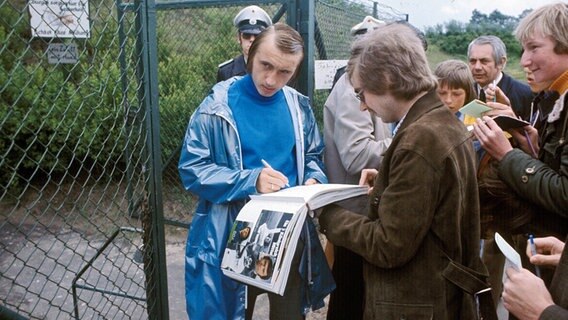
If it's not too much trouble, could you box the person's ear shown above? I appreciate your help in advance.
[499,56,507,69]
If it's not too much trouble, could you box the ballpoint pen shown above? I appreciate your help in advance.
[492,80,497,102]
[529,234,542,278]
[524,130,538,158]
[261,159,290,188]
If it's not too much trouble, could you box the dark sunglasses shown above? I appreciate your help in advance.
[241,33,256,41]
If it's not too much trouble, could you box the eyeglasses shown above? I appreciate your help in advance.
[241,33,256,41]
[355,89,366,104]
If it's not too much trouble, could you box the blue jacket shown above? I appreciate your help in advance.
[178,77,334,319]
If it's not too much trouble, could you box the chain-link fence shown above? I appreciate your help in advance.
[1,0,153,317]
[312,1,406,127]
[1,0,405,318]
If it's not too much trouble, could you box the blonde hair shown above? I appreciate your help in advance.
[515,2,568,55]
[348,23,437,100]
[434,59,476,105]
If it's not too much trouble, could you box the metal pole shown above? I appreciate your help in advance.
[373,1,378,18]
[136,0,169,316]
[293,0,315,99]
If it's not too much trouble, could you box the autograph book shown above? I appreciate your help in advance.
[466,115,530,132]
[220,184,367,295]
[461,100,530,131]
[459,99,492,118]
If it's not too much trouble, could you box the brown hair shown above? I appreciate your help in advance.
[347,23,437,100]
[434,59,477,105]
[246,22,304,79]
[256,256,273,280]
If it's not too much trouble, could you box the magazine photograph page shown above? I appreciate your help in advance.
[221,200,306,294]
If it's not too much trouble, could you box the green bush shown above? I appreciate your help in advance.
[0,2,128,189]
[1,2,245,190]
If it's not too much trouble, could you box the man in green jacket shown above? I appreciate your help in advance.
[473,4,568,318]
[319,23,489,319]
[472,1,567,259]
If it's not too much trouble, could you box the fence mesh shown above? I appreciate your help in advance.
[1,0,152,317]
[1,0,406,318]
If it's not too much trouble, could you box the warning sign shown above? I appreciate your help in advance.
[29,0,91,38]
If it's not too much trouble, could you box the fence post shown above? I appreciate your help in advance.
[135,0,170,317]
[373,1,378,18]
[291,0,315,100]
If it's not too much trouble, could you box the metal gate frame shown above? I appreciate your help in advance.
[113,1,316,318]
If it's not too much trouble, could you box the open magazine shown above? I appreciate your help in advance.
[461,99,530,131]
[220,183,367,295]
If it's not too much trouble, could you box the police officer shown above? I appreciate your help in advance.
[216,5,272,82]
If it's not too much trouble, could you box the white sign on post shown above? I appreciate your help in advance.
[47,43,79,64]
[314,60,348,90]
[29,0,91,38]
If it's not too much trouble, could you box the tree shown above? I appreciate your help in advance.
[426,9,523,57]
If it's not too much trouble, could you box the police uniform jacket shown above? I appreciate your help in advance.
[217,54,247,82]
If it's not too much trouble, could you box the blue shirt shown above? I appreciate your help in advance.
[228,75,298,186]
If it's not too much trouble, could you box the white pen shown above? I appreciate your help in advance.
[261,159,290,188]
[492,80,497,102]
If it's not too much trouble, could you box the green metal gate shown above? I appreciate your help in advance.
[0,0,405,318]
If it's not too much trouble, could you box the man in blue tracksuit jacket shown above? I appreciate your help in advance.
[178,23,334,320]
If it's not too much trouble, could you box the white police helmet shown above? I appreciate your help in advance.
[233,5,273,35]
[350,16,385,36]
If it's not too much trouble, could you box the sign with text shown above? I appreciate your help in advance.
[314,59,348,90]
[29,0,91,38]
[47,43,79,64]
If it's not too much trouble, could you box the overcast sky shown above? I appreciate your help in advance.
[377,0,562,30]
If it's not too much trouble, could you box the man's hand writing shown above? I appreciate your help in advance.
[256,167,289,193]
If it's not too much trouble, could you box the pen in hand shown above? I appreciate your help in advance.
[529,234,542,278]
[523,130,538,158]
[261,159,290,188]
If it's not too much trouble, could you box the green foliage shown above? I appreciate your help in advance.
[2,1,248,190]
[156,7,237,164]
[425,8,529,81]
[7,2,536,193]
[158,52,214,162]
[0,1,127,189]
[426,10,523,58]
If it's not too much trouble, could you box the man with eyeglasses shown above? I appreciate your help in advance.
[217,5,272,82]
[319,23,491,319]
[322,15,392,320]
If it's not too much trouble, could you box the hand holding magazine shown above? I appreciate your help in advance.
[461,99,530,131]
[221,184,367,295]
[459,99,492,118]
